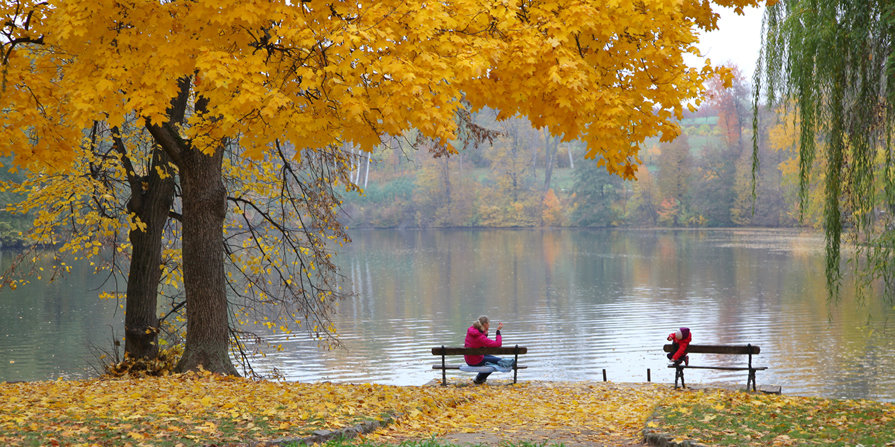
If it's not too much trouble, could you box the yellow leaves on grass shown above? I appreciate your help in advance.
[0,375,461,445]
[366,382,678,445]
[0,377,675,446]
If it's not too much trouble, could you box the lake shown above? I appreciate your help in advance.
[1,229,894,402]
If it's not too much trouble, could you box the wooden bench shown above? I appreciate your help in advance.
[663,344,768,391]
[431,345,528,385]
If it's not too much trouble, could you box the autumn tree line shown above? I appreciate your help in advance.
[0,68,811,243]
[341,69,815,231]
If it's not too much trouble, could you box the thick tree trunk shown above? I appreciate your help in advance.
[124,147,175,360]
[173,144,237,375]
[146,78,237,375]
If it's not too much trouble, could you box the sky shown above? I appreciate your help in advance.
[690,5,766,81]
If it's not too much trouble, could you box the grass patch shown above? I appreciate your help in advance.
[652,390,895,446]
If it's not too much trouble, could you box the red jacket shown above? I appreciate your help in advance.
[668,328,692,361]
[464,325,502,365]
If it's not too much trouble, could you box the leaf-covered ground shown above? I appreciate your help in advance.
[1,374,893,446]
[363,381,666,446]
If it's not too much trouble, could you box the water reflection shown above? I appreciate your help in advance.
[1,229,893,403]
[248,229,895,402]
[0,252,123,382]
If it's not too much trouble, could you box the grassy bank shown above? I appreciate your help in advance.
[1,375,892,446]
[650,389,895,446]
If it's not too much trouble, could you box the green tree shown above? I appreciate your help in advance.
[656,135,693,226]
[570,159,622,226]
[691,143,736,226]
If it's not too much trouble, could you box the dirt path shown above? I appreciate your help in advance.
[434,429,648,446]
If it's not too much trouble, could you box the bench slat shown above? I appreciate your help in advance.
[667,365,768,371]
[432,346,528,355]
[663,344,760,355]
[432,364,529,370]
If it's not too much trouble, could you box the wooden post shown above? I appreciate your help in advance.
[602,369,607,382]
[647,368,651,382]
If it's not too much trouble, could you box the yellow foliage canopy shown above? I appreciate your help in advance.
[2,0,764,178]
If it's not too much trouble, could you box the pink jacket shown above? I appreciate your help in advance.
[464,325,502,365]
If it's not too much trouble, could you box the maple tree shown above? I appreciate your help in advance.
[705,65,750,149]
[0,115,351,373]
[541,188,564,226]
[2,0,765,374]
[223,142,353,372]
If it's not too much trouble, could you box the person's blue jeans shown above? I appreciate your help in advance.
[471,354,502,383]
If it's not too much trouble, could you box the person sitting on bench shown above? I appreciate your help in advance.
[667,327,691,366]
[465,315,504,384]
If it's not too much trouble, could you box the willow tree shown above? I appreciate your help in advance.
[3,0,765,374]
[755,1,895,299]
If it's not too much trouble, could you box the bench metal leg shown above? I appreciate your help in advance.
[674,366,685,389]
[441,350,447,386]
[747,369,756,392]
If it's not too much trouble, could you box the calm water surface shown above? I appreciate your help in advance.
[1,229,894,402]
[251,228,895,401]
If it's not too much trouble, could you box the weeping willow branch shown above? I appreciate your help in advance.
[754,0,895,302]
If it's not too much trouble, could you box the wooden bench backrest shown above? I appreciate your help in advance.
[663,344,760,355]
[432,346,528,356]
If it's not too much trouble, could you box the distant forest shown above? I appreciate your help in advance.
[0,69,822,245]
[341,69,818,231]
